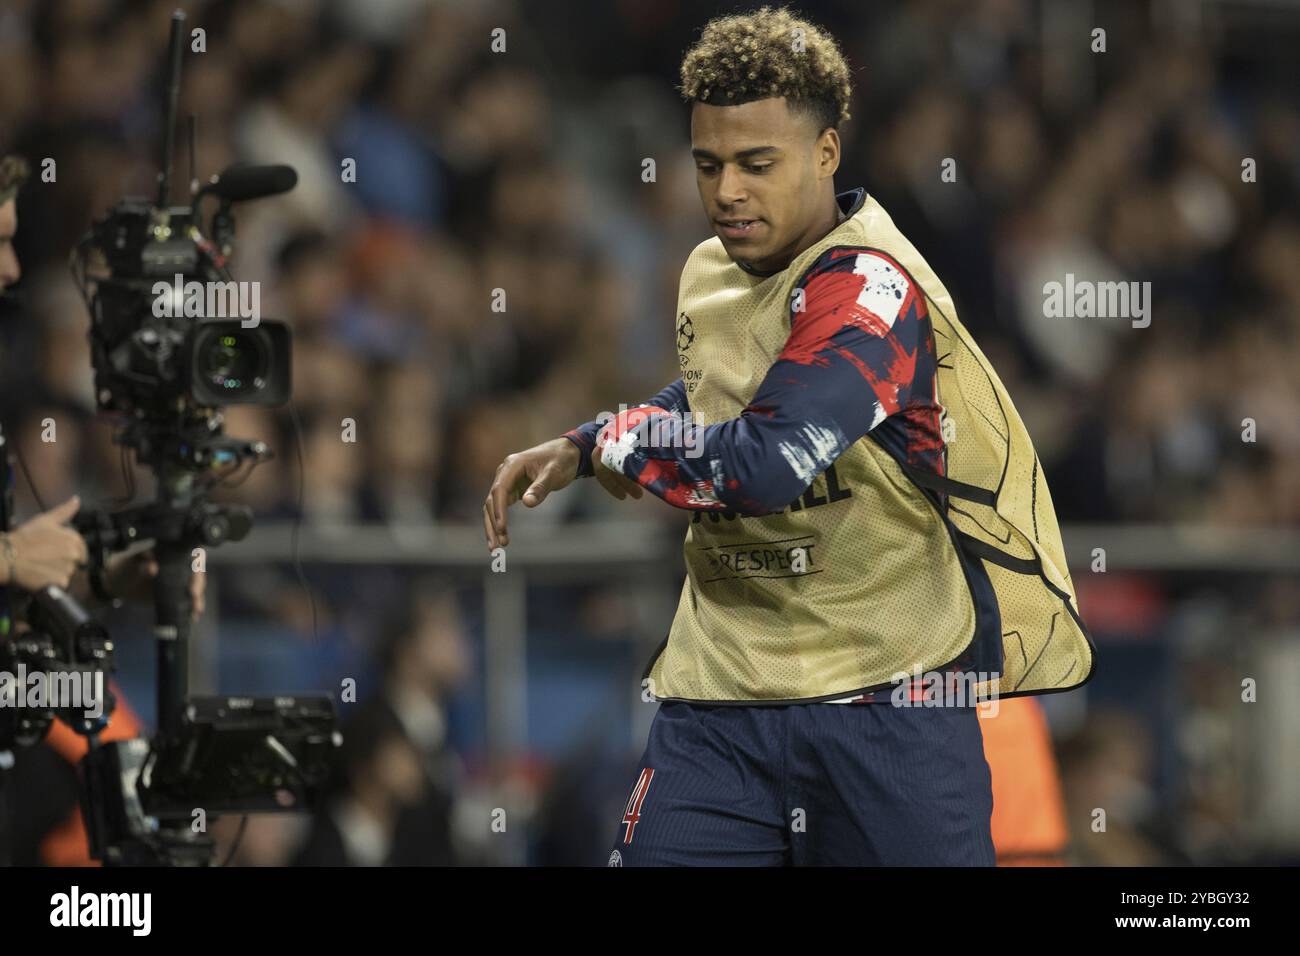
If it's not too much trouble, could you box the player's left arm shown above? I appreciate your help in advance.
[596,248,930,514]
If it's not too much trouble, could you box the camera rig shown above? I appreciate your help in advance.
[0,9,339,865]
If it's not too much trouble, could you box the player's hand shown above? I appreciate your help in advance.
[3,495,90,591]
[592,446,644,502]
[592,408,655,503]
[483,438,582,550]
[104,551,207,621]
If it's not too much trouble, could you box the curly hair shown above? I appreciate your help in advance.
[679,6,853,131]
[0,155,30,206]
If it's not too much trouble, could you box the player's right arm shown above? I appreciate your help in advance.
[482,379,686,550]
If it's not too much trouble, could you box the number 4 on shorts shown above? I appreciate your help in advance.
[621,768,655,845]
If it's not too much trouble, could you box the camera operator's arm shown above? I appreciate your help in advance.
[0,496,207,620]
[95,551,206,621]
[0,495,88,591]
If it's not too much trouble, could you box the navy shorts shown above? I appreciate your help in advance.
[608,700,995,866]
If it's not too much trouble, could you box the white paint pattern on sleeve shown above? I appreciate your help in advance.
[777,422,848,484]
[852,253,909,330]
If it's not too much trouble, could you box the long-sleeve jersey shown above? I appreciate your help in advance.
[566,187,1091,705]
[563,245,964,705]
[564,246,945,516]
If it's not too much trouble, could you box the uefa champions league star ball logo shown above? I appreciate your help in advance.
[676,312,695,351]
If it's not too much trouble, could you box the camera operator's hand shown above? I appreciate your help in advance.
[0,495,89,591]
[104,551,206,621]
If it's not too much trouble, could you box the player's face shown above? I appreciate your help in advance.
[690,97,839,273]
[0,200,19,290]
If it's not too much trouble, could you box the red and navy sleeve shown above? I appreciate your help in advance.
[563,379,690,478]
[599,248,944,514]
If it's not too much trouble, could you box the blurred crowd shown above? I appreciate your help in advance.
[0,0,1297,865]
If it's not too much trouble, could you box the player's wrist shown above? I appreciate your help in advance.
[559,431,591,478]
[596,406,670,452]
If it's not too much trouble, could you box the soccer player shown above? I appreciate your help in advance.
[483,7,1093,866]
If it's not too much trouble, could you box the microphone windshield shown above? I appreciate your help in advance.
[204,164,298,202]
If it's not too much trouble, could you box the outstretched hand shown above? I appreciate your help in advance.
[483,438,582,550]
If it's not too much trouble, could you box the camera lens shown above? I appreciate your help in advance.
[187,320,290,407]
[207,340,239,378]
[200,330,265,395]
